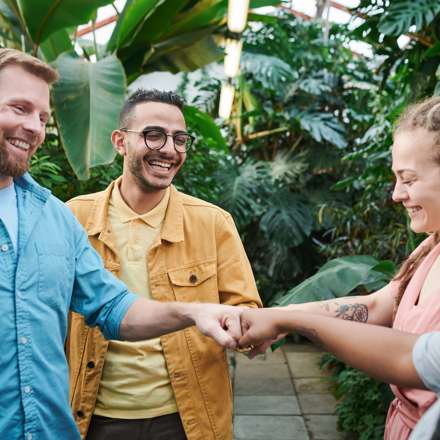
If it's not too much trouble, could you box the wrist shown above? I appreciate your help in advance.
[173,302,202,326]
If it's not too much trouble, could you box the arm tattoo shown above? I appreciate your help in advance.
[295,326,324,348]
[334,303,368,322]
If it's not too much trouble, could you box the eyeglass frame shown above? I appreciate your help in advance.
[119,127,195,153]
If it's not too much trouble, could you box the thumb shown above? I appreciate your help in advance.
[238,331,253,348]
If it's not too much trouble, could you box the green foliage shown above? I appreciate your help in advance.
[320,353,394,440]
[378,0,440,36]
[299,112,347,149]
[17,0,112,45]
[52,52,126,179]
[273,256,395,306]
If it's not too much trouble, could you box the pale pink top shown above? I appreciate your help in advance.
[385,238,440,440]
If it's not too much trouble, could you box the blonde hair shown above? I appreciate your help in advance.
[0,48,58,84]
[393,97,440,312]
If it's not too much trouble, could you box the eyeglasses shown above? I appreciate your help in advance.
[120,128,195,153]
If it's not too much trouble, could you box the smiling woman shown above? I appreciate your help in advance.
[277,96,440,440]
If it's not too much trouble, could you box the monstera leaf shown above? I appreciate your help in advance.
[378,0,440,36]
[52,52,126,180]
[299,112,348,149]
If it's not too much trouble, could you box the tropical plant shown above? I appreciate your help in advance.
[272,256,396,306]
[182,12,380,303]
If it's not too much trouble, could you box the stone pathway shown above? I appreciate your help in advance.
[230,342,346,440]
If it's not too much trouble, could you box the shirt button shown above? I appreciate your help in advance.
[189,274,198,284]
[86,361,95,369]
[76,410,85,418]
[26,433,32,440]
[20,337,28,345]
[24,386,31,394]
[1,244,8,252]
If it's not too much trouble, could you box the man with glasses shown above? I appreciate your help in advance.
[66,89,262,440]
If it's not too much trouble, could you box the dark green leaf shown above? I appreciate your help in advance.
[17,0,112,45]
[52,52,126,179]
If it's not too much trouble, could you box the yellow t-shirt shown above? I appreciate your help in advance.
[94,184,177,419]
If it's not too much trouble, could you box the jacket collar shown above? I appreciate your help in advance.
[86,177,184,243]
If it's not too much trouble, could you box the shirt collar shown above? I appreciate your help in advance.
[110,181,170,228]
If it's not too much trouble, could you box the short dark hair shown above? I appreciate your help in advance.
[120,88,185,127]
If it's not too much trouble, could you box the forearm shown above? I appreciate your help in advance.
[120,298,196,341]
[285,290,393,326]
[277,311,423,388]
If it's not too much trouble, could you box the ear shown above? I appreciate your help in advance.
[112,130,126,156]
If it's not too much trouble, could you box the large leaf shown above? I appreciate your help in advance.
[39,28,73,62]
[106,0,167,52]
[183,105,227,150]
[299,112,347,149]
[378,0,440,36]
[259,190,313,247]
[17,0,112,45]
[217,160,270,228]
[146,30,222,74]
[52,52,126,179]
[241,52,296,96]
[273,256,393,306]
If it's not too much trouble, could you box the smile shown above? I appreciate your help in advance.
[147,159,172,170]
[8,137,31,151]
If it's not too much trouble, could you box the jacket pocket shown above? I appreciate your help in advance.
[168,260,219,302]
[36,242,73,308]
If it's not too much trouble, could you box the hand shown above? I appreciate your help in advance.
[191,303,244,349]
[246,333,287,359]
[239,309,285,356]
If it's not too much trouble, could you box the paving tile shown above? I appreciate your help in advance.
[297,393,338,414]
[286,352,324,378]
[234,363,294,396]
[234,348,286,365]
[283,343,322,353]
[234,395,301,415]
[305,415,346,440]
[294,377,333,394]
[234,415,309,440]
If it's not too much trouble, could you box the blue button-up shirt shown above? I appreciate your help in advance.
[0,173,137,440]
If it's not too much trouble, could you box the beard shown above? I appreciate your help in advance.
[127,150,182,193]
[0,131,32,178]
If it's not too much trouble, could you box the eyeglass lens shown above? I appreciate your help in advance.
[144,130,192,152]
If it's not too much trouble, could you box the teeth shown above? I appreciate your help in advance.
[148,160,171,169]
[8,138,30,151]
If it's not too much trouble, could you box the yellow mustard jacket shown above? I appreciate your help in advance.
[65,179,262,440]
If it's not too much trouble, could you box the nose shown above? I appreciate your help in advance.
[23,112,44,138]
[392,180,408,203]
[161,134,176,154]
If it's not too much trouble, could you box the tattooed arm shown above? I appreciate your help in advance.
[284,283,397,327]
[239,308,423,389]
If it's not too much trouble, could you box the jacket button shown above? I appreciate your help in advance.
[76,410,84,418]
[87,361,95,369]
[189,274,198,284]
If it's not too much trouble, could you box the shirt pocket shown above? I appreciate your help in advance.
[167,260,219,303]
[36,242,73,309]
